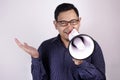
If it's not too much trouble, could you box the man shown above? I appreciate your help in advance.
[15,3,106,80]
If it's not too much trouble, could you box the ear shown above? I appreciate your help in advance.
[53,20,57,29]
[79,17,82,22]
[78,17,82,26]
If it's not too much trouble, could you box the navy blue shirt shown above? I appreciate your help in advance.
[31,35,106,80]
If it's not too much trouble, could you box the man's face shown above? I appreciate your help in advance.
[54,9,81,41]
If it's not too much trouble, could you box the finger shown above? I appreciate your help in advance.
[24,42,29,46]
[14,38,27,49]
[14,38,23,47]
[24,42,32,49]
[23,42,32,51]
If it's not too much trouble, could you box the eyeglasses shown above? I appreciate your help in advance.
[57,19,79,27]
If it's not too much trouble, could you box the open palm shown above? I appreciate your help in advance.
[15,38,39,58]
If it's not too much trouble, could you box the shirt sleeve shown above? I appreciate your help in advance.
[31,57,48,80]
[31,41,49,80]
[75,40,106,80]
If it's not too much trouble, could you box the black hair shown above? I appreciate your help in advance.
[54,3,79,21]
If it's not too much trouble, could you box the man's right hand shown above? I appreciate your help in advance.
[14,38,39,58]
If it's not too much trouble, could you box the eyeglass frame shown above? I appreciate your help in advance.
[56,18,80,27]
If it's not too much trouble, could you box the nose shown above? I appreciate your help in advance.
[67,23,74,30]
[64,24,74,34]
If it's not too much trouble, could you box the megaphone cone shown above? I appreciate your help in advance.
[68,29,94,59]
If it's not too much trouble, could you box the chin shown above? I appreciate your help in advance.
[65,37,69,41]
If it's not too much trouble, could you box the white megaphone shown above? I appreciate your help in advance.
[68,29,94,59]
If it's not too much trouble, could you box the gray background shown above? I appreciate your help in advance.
[0,0,120,80]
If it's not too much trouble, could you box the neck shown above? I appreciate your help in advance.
[61,37,70,48]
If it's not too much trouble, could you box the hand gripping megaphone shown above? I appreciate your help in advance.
[68,29,94,59]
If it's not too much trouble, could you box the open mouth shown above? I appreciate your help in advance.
[68,30,72,35]
[64,29,72,35]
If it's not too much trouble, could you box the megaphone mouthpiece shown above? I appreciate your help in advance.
[68,29,79,41]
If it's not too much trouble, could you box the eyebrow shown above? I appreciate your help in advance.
[57,18,79,22]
